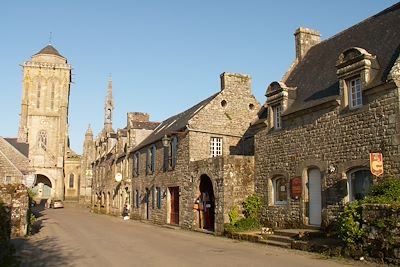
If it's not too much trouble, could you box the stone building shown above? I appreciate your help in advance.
[254,3,400,229]
[125,72,260,234]
[90,78,160,215]
[0,137,33,237]
[80,125,95,203]
[16,44,80,201]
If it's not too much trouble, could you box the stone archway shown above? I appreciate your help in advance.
[199,174,215,231]
[32,174,53,202]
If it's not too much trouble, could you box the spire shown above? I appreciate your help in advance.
[85,124,93,136]
[104,76,114,132]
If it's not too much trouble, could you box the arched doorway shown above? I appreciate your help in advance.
[199,175,215,231]
[32,174,52,201]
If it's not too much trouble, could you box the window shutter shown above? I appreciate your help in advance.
[151,145,156,173]
[163,146,169,171]
[146,149,150,175]
[157,187,162,209]
[172,137,178,169]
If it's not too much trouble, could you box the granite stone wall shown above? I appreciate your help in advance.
[255,83,400,228]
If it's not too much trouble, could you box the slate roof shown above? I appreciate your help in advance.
[133,93,218,151]
[284,3,400,114]
[34,44,64,58]
[4,138,29,157]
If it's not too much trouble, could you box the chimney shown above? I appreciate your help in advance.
[294,27,320,61]
[127,112,149,128]
[220,72,251,93]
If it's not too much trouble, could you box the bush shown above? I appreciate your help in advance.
[364,178,400,204]
[336,201,364,247]
[228,205,239,225]
[224,217,261,233]
[242,194,261,219]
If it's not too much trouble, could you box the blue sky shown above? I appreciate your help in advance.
[1,1,398,154]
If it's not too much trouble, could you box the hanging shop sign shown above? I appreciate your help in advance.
[370,152,383,177]
[290,176,302,199]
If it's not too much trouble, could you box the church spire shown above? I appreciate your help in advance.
[104,76,114,132]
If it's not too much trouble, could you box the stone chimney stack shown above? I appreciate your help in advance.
[294,27,321,61]
[127,112,149,128]
[220,72,251,93]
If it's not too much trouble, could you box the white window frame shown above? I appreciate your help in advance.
[348,78,362,109]
[210,137,222,157]
[274,104,282,129]
[272,176,287,205]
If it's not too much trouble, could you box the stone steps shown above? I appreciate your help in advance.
[262,239,292,249]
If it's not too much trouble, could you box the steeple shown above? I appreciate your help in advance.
[85,124,93,136]
[104,76,114,132]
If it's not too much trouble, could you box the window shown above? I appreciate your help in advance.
[210,137,222,157]
[36,81,41,108]
[146,145,156,175]
[69,174,74,188]
[348,78,362,109]
[274,104,282,129]
[38,130,47,150]
[4,176,12,184]
[272,176,287,205]
[156,187,162,209]
[348,169,372,201]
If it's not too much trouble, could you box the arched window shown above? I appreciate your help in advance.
[69,173,74,188]
[38,130,47,150]
[272,176,287,205]
[347,168,373,201]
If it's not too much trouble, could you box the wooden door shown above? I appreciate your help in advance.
[170,187,179,225]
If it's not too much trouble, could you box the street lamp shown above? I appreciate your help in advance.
[162,135,170,147]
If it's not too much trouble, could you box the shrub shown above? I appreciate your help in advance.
[243,194,261,219]
[336,201,364,247]
[364,178,400,204]
[228,205,239,226]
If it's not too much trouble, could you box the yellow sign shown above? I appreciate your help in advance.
[370,153,383,176]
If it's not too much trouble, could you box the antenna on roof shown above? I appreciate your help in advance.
[49,32,52,45]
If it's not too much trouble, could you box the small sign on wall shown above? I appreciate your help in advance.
[370,153,383,176]
[290,177,302,200]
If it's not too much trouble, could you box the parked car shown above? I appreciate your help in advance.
[50,200,64,209]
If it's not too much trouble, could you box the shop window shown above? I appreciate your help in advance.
[347,169,373,201]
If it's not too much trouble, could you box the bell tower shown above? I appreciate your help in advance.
[18,44,72,200]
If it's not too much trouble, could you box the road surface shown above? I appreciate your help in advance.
[14,205,374,267]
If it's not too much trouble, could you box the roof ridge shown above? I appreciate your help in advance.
[315,2,400,47]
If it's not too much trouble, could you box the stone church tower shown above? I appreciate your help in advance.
[17,44,72,200]
[80,125,95,203]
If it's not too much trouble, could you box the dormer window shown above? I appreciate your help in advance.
[348,77,362,109]
[336,47,379,110]
[265,81,296,131]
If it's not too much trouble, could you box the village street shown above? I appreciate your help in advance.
[12,205,377,267]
